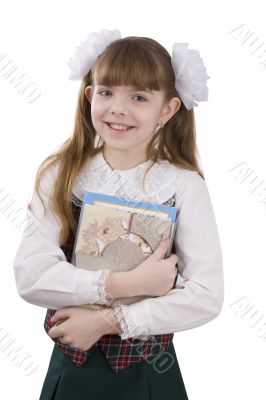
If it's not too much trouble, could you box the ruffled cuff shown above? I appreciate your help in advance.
[95,269,114,306]
[112,301,148,341]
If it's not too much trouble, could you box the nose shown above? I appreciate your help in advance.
[111,109,127,116]
[109,95,129,115]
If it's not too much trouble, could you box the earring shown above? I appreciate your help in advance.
[155,121,164,134]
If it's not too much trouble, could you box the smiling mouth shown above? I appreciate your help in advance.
[105,122,135,132]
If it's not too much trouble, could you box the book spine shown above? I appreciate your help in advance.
[165,219,178,258]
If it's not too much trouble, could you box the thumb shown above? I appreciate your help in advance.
[151,235,169,261]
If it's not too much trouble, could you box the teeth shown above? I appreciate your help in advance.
[109,123,131,130]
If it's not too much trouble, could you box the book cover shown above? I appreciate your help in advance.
[71,191,179,310]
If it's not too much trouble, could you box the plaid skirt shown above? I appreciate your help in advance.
[38,340,189,400]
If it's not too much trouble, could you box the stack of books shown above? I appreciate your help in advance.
[71,191,179,310]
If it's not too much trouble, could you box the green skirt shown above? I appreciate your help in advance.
[39,341,189,400]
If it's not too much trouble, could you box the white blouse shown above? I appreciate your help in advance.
[13,150,224,340]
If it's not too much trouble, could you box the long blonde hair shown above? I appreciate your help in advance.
[28,35,205,246]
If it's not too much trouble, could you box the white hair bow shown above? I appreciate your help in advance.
[171,42,210,110]
[67,29,210,110]
[67,29,121,80]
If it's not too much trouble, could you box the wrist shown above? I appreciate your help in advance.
[105,271,140,299]
[97,308,123,335]
[126,269,144,297]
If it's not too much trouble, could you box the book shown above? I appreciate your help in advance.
[71,191,179,311]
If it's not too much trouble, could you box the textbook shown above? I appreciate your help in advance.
[71,191,179,310]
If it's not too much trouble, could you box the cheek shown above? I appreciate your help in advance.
[90,103,102,124]
[140,114,157,130]
[137,112,152,126]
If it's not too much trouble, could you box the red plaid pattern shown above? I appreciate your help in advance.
[43,192,175,373]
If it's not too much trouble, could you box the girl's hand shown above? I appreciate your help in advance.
[48,306,111,351]
[131,235,178,297]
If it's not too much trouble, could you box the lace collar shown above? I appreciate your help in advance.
[72,150,187,205]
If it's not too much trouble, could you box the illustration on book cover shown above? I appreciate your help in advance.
[71,191,178,307]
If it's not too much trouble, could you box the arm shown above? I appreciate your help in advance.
[105,271,140,299]
[108,171,224,339]
[13,163,135,310]
[97,307,123,335]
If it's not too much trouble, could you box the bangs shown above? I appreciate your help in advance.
[92,38,165,91]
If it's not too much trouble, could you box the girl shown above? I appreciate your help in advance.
[13,29,224,400]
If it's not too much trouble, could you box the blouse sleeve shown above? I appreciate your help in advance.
[13,163,113,310]
[112,171,224,339]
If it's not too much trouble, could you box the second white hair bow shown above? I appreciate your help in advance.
[171,42,210,110]
[67,29,210,110]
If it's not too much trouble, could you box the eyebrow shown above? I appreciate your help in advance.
[97,85,154,95]
[133,87,154,94]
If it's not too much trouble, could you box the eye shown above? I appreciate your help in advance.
[98,90,111,96]
[97,90,147,102]
[134,95,147,102]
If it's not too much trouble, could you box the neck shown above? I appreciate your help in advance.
[102,146,148,171]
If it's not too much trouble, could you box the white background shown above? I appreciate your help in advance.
[0,0,266,398]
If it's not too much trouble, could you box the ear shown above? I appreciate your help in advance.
[85,85,93,103]
[160,96,182,124]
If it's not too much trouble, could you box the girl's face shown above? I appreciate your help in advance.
[85,83,180,165]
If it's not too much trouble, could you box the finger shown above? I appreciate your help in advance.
[48,325,62,338]
[58,336,69,345]
[168,254,178,263]
[51,309,70,323]
[151,236,170,261]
